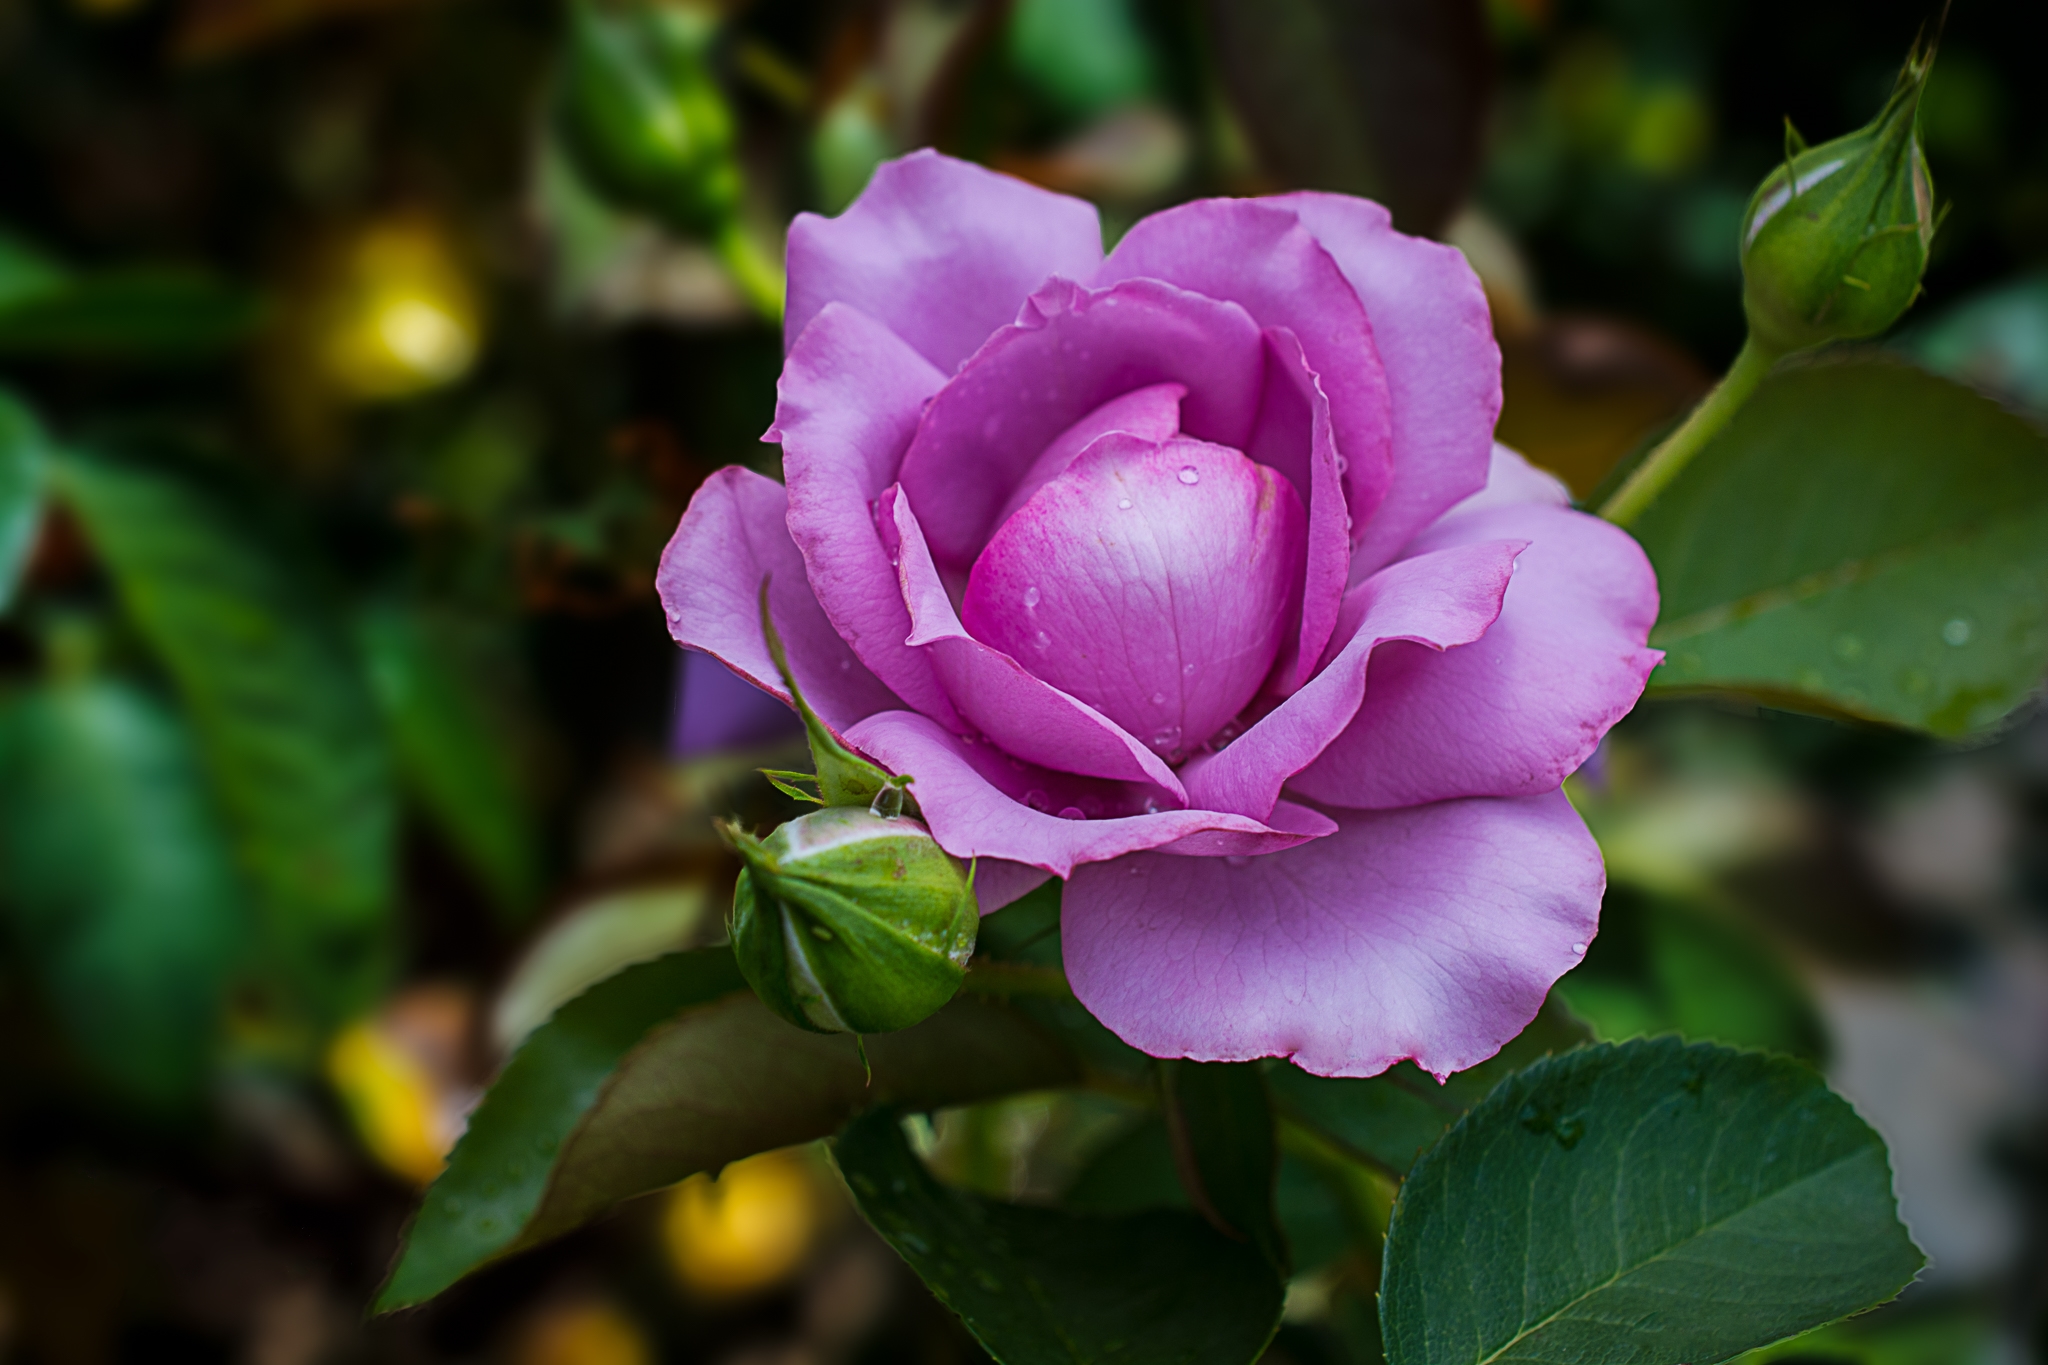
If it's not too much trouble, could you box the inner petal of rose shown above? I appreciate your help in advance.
[961,431,1306,763]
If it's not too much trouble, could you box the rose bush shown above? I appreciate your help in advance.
[659,151,1660,1079]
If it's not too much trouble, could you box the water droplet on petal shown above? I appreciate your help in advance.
[869,784,905,818]
[1183,662,1196,676]
[1117,497,1133,510]
[1225,855,1249,868]
[1023,585,1041,608]
[1571,943,1586,955]
[1335,455,1348,475]
[1150,692,1166,705]
[1056,806,1086,820]
[1023,789,1049,811]
[1177,466,1200,485]
[1032,630,1051,651]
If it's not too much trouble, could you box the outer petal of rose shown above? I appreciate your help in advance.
[1289,502,1661,810]
[1248,328,1348,696]
[656,466,898,732]
[1181,538,1525,821]
[1440,442,1571,521]
[889,486,1188,803]
[784,149,1104,374]
[1268,192,1500,578]
[846,711,1333,878]
[1095,199,1393,531]
[1062,789,1603,1078]
[773,302,963,729]
[973,859,1052,915]
[898,277,1266,570]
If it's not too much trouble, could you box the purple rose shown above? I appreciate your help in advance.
[659,151,1661,1078]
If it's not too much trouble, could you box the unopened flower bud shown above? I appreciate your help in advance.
[722,807,978,1035]
[554,0,740,239]
[1740,48,1935,354]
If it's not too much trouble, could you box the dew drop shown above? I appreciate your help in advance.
[1151,691,1166,705]
[1023,789,1049,811]
[1334,455,1348,475]
[1032,629,1051,651]
[1023,585,1042,608]
[1117,497,1133,510]
[1571,942,1586,955]
[1224,855,1249,868]
[1943,617,1972,646]
[1183,662,1196,676]
[869,784,905,818]
[1056,806,1086,820]
[1177,466,1200,485]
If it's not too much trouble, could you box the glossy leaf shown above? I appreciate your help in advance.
[54,445,397,1020]
[380,959,1077,1308]
[0,680,248,1106]
[1380,1037,1924,1365]
[1638,356,2048,736]
[1266,994,1590,1178]
[0,270,262,359]
[355,599,539,918]
[0,388,47,613]
[380,948,747,1309]
[837,1107,1285,1365]
[1203,0,1492,236]
[1162,1060,1286,1271]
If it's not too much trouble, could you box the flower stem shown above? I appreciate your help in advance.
[1598,336,1782,528]
[715,218,786,326]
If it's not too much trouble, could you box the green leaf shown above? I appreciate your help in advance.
[0,389,49,613]
[837,1106,1286,1365]
[1162,1061,1287,1271]
[759,581,901,809]
[0,230,71,312]
[1267,994,1591,1178]
[380,948,747,1310]
[1557,888,1828,1063]
[0,680,249,1106]
[380,964,1078,1309]
[1380,1037,1924,1365]
[54,444,397,1020]
[0,270,263,360]
[355,599,540,918]
[1637,355,2048,736]
[1201,0,1492,236]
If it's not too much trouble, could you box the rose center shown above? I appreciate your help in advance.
[960,432,1305,762]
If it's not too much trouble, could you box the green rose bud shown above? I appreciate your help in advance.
[1739,48,1936,355]
[722,805,978,1036]
[554,0,740,239]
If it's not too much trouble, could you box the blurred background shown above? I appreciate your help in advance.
[1,0,2046,1361]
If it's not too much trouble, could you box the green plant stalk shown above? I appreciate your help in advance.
[1599,336,1782,528]
[716,218,785,324]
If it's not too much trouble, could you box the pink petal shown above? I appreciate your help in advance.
[656,466,898,733]
[972,858,1052,916]
[785,149,1104,374]
[1248,328,1349,697]
[1267,192,1501,579]
[987,382,1186,532]
[847,710,1333,879]
[897,277,1266,570]
[1289,501,1661,809]
[1182,538,1525,821]
[1441,442,1572,521]
[1095,198,1393,535]
[1062,790,1604,1078]
[774,303,963,729]
[888,486,1188,803]
[962,433,1304,762]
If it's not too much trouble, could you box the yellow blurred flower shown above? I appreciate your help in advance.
[324,984,478,1186]
[311,217,480,402]
[514,1298,653,1365]
[662,1147,833,1297]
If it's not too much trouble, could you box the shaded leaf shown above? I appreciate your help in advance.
[1203,0,1492,236]
[380,963,1077,1309]
[54,445,396,1020]
[1638,356,2048,736]
[0,681,248,1106]
[0,388,48,613]
[1380,1037,1923,1365]
[1266,994,1590,1178]
[837,1106,1285,1365]
[355,599,540,918]
[1162,1060,1286,1271]
[0,271,262,360]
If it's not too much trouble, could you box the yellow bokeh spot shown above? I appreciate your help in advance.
[325,1020,453,1187]
[662,1148,827,1297]
[514,1299,653,1365]
[314,220,480,402]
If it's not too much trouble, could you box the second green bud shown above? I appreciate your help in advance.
[724,806,978,1036]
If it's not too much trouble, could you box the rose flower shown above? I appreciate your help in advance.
[660,152,1660,1078]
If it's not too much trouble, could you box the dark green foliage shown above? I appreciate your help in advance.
[54,444,398,1021]
[1161,1060,1286,1272]
[1640,355,2048,735]
[1380,1038,1923,1365]
[0,681,248,1106]
[0,270,262,360]
[837,1107,1286,1365]
[0,389,46,613]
